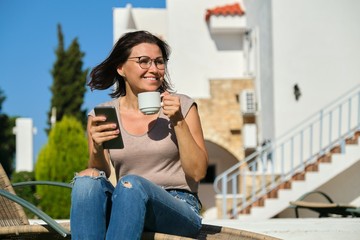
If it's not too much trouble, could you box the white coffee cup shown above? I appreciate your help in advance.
[138,91,161,115]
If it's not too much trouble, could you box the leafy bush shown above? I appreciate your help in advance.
[35,115,88,218]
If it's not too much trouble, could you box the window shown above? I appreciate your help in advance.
[201,164,216,183]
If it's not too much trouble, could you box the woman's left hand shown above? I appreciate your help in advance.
[161,92,184,125]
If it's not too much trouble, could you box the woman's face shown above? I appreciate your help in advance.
[117,43,165,95]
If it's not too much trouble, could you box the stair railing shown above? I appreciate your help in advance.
[214,84,360,219]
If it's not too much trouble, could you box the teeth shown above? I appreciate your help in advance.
[144,77,157,80]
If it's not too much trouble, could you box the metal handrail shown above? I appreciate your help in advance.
[214,84,360,219]
[12,181,72,189]
[0,190,70,237]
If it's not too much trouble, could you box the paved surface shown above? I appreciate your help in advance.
[31,218,360,239]
[203,218,360,240]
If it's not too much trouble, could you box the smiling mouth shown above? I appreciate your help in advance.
[143,77,159,81]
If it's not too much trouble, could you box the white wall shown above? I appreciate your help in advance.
[271,0,360,138]
[167,0,246,98]
[113,5,168,43]
[243,0,274,141]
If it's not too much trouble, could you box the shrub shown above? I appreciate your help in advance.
[35,115,88,218]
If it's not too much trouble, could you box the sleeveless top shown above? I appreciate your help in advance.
[89,94,199,193]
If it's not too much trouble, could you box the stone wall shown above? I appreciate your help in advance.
[195,78,255,161]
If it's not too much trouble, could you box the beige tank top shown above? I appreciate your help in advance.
[89,94,199,193]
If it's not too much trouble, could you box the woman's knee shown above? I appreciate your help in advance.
[72,169,109,199]
[72,168,108,188]
[118,175,148,189]
[77,168,103,177]
[112,175,149,207]
[113,175,150,198]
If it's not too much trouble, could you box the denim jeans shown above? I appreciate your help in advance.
[70,173,202,240]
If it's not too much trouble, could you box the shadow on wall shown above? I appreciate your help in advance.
[210,32,244,51]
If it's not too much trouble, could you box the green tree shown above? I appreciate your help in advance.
[36,116,88,218]
[47,24,88,132]
[0,87,16,177]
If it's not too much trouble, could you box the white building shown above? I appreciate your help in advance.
[245,0,360,141]
[113,0,360,218]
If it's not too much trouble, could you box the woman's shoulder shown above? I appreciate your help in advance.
[174,93,194,103]
[173,93,196,115]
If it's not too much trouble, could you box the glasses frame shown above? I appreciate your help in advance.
[127,56,167,70]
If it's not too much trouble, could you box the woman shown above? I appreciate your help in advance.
[70,31,208,240]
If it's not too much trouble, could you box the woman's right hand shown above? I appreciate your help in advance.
[86,115,115,177]
[89,115,120,150]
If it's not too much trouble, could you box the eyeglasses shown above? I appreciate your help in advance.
[127,56,167,70]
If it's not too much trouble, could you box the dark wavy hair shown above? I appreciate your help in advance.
[88,31,173,98]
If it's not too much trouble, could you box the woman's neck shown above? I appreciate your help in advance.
[119,94,139,112]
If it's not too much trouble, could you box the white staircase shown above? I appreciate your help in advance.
[239,141,360,220]
[214,84,360,220]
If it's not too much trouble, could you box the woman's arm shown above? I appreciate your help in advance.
[162,94,208,182]
[174,105,208,182]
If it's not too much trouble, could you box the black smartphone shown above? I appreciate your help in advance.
[94,106,124,149]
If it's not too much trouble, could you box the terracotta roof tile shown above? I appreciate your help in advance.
[205,3,245,21]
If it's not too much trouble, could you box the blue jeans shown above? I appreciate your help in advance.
[70,174,202,240]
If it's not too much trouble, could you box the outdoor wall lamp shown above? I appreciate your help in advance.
[294,84,301,101]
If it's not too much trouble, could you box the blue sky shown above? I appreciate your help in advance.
[0,0,166,164]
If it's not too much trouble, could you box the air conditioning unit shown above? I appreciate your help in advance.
[241,90,256,114]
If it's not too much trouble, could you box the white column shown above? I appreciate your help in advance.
[13,118,36,172]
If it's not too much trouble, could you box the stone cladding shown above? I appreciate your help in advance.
[194,78,255,161]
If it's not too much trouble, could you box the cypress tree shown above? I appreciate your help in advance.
[47,24,88,132]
